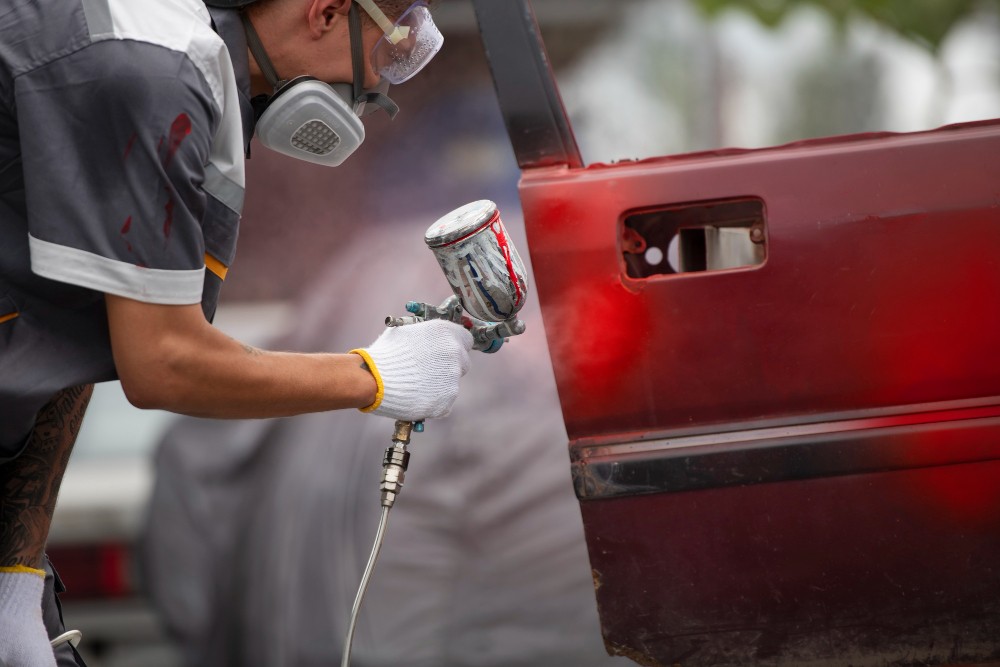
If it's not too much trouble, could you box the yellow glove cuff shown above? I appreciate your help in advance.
[350,349,384,413]
[0,565,46,578]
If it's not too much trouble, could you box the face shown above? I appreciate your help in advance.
[247,0,388,95]
[304,9,386,90]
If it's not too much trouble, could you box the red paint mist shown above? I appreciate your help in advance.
[553,278,653,418]
[163,113,192,168]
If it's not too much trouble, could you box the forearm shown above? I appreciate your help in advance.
[0,385,93,569]
[106,295,377,419]
[139,342,375,418]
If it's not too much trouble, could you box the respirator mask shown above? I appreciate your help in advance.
[244,0,443,166]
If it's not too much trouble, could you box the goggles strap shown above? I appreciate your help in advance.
[241,10,282,90]
[354,0,409,44]
[349,4,399,120]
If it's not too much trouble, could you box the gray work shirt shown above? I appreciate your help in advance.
[0,0,254,458]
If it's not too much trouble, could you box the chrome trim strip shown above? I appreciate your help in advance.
[572,406,1000,500]
[573,398,1000,458]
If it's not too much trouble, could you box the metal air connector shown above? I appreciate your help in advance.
[380,420,414,509]
[380,443,410,508]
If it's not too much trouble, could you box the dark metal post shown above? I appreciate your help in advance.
[471,0,584,170]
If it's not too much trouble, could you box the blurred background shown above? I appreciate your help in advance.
[49,0,1000,665]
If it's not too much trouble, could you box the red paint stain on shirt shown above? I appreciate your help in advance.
[121,215,134,252]
[123,133,138,160]
[163,113,192,168]
[163,193,175,239]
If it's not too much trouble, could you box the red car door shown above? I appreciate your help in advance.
[474,2,1000,665]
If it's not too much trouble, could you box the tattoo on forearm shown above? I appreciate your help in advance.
[0,384,94,569]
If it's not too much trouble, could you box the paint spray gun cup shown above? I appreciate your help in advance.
[385,201,527,352]
[424,200,528,352]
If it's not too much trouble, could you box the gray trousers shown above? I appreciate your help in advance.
[42,555,88,667]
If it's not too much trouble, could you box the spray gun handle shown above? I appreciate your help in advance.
[467,317,526,353]
[385,295,526,353]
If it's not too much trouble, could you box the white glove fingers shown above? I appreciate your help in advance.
[354,319,474,422]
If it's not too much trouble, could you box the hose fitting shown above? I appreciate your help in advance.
[380,420,414,508]
[380,443,409,509]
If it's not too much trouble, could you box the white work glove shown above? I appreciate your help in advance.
[0,567,57,667]
[351,319,474,422]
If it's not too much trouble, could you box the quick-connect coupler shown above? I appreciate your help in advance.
[380,420,414,509]
[380,444,409,509]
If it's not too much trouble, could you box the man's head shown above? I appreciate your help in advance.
[205,0,442,166]
[207,0,441,95]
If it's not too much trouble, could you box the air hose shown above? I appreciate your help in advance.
[340,420,416,667]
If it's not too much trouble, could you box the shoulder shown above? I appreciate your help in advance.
[88,0,235,112]
[11,0,231,115]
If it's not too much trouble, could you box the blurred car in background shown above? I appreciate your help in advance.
[48,302,293,667]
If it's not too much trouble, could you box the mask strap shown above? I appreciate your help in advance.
[349,4,399,119]
[241,10,282,90]
[349,3,365,104]
[361,91,399,118]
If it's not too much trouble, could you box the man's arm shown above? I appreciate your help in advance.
[0,385,93,569]
[106,295,378,418]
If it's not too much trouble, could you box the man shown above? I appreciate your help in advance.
[0,0,469,664]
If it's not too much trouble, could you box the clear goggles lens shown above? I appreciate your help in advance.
[370,2,443,85]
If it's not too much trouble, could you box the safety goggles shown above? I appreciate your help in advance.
[355,0,444,84]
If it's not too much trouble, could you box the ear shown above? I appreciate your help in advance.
[307,0,351,37]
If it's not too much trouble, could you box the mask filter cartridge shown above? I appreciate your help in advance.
[255,78,364,167]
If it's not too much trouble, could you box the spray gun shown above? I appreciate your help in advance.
[341,201,528,667]
[387,199,529,352]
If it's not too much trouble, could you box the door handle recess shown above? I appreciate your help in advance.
[621,198,766,278]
